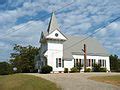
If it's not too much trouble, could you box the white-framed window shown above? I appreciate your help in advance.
[74,59,82,67]
[85,59,96,67]
[98,59,101,66]
[58,58,61,67]
[76,59,78,66]
[56,58,64,68]
[98,59,106,67]
[86,59,91,67]
[88,59,91,67]
[104,60,106,67]
[92,59,96,66]
[103,60,106,67]
[79,59,81,66]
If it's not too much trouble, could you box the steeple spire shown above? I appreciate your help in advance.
[47,12,60,33]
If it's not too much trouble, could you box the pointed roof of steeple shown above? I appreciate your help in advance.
[47,12,60,33]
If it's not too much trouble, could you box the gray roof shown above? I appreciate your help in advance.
[47,12,60,33]
[63,35,110,59]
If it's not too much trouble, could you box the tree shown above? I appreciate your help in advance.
[0,62,13,75]
[10,44,39,73]
[110,55,120,72]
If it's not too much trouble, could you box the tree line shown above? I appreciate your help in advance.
[0,44,39,75]
[110,55,120,72]
[0,44,120,75]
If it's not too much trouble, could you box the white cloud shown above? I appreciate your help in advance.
[0,19,47,61]
[4,20,46,47]
[1,0,120,60]
[94,21,120,56]
[108,22,120,30]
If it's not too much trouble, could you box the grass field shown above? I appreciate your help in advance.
[0,74,61,90]
[89,75,120,86]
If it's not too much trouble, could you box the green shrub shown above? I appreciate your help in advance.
[64,68,68,73]
[70,67,78,73]
[0,62,13,75]
[93,64,107,72]
[93,64,101,72]
[41,65,52,74]
[85,68,91,72]
[100,68,107,72]
[76,64,83,71]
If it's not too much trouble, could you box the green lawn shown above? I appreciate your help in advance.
[0,74,61,90]
[89,75,120,86]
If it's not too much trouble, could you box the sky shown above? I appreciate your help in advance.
[0,0,120,61]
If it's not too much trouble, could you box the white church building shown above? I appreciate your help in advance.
[36,12,110,73]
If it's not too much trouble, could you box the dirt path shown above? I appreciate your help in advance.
[27,73,120,90]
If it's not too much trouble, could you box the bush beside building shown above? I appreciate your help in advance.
[0,62,13,75]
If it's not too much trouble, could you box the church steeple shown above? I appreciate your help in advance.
[47,12,60,33]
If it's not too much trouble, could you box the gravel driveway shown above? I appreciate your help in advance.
[27,73,120,90]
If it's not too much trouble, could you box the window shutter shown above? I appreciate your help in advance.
[102,60,104,67]
[74,59,75,67]
[89,59,90,66]
[56,58,58,68]
[94,59,96,64]
[100,60,101,65]
[92,59,95,66]
[79,59,81,66]
[62,59,64,68]
[105,60,106,67]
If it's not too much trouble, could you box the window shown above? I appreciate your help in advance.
[98,59,101,66]
[104,60,106,67]
[103,60,106,67]
[76,59,78,66]
[86,59,89,67]
[79,59,81,66]
[56,58,62,68]
[98,59,106,67]
[74,59,82,67]
[81,59,84,65]
[86,59,91,67]
[55,33,58,37]
[59,58,61,67]
[92,59,96,66]
[88,59,91,67]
